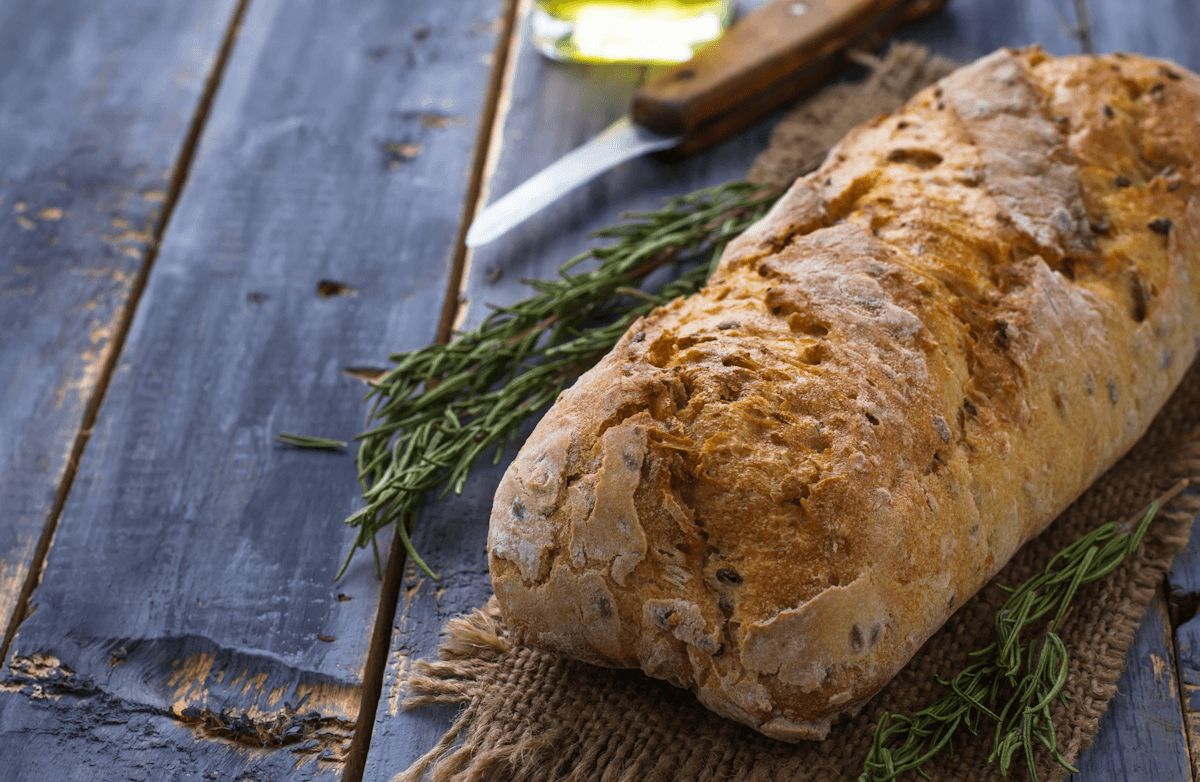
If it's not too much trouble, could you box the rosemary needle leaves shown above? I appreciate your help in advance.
[275,433,348,451]
[343,181,778,577]
[860,479,1190,782]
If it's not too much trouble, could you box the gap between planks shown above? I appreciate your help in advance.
[0,0,253,664]
[1072,0,1095,54]
[1169,579,1199,781]
[339,0,524,779]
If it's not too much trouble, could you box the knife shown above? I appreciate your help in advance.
[466,0,946,247]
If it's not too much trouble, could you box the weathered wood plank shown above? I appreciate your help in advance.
[1165,498,1200,782]
[1072,591,1192,782]
[0,0,240,655]
[1083,0,1200,64]
[900,0,1078,58]
[1174,607,1200,781]
[361,1,1083,779]
[1165,492,1200,782]
[0,0,508,778]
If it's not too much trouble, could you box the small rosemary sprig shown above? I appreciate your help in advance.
[860,479,1190,782]
[275,433,348,451]
[343,181,778,577]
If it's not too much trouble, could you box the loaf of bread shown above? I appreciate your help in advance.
[487,48,1200,741]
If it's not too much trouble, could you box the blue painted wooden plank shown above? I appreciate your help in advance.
[0,0,239,650]
[1174,610,1200,781]
[901,0,1079,58]
[0,0,508,778]
[1073,592,1191,782]
[361,0,1082,779]
[1084,0,1200,64]
[0,691,259,782]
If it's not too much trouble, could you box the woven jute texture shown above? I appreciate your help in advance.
[397,44,1200,782]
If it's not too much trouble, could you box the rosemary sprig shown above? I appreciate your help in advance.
[860,479,1190,782]
[344,181,778,577]
[275,433,348,451]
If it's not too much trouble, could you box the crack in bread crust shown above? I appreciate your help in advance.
[487,47,1200,741]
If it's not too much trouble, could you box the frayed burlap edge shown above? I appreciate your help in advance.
[395,44,1200,782]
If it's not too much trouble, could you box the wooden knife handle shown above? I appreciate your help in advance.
[631,0,947,157]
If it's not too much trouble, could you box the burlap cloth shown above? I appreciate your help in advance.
[397,44,1200,781]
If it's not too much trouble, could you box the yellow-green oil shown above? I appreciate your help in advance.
[531,0,732,64]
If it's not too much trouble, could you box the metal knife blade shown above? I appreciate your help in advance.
[465,118,680,248]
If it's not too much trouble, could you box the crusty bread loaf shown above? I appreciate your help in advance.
[487,47,1200,741]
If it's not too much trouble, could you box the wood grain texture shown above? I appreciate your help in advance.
[1174,609,1200,781]
[1083,0,1200,65]
[0,0,239,656]
[361,0,1095,779]
[899,0,1078,59]
[0,0,507,778]
[1163,493,1200,782]
[1072,593,1192,782]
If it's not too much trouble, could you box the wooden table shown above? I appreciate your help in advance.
[0,0,1196,779]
